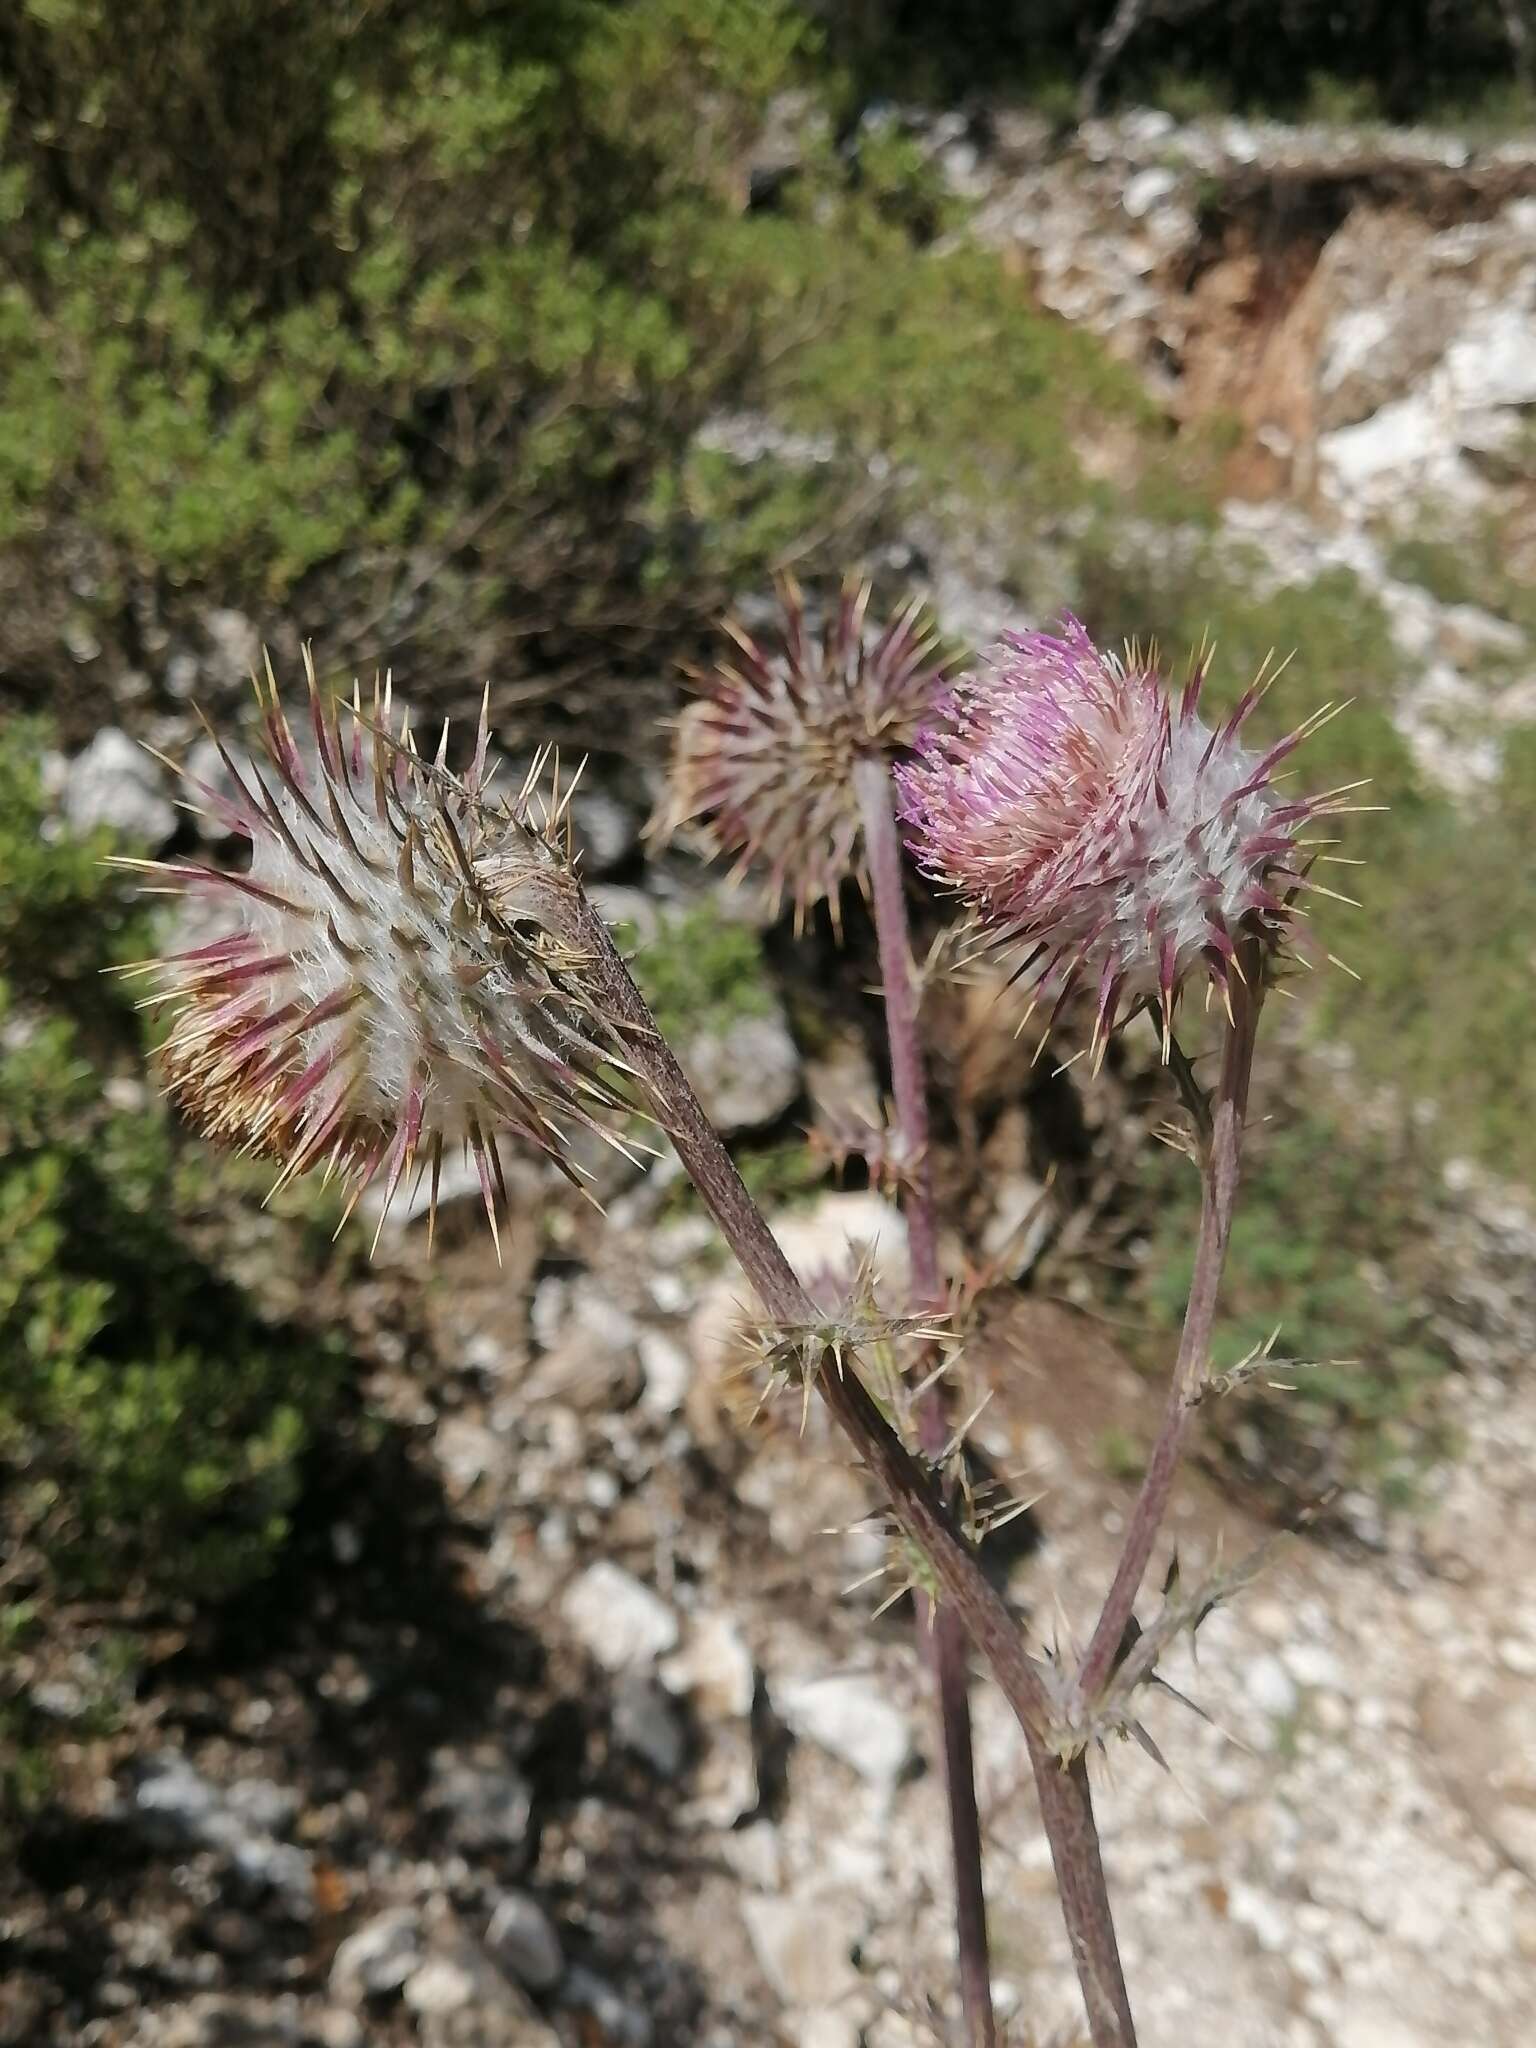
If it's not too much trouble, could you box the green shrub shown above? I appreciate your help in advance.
[1308,726,1536,1182]
[0,2,811,696]
[775,234,1152,514]
[1386,518,1536,644]
[0,732,347,1601]
[0,0,1159,726]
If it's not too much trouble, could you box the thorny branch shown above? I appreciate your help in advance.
[1076,934,1266,1709]
[854,751,998,2048]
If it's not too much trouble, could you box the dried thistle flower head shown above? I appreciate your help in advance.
[660,573,957,929]
[897,616,1349,1055]
[120,659,633,1252]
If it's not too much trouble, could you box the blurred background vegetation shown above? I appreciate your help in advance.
[4,0,1528,737]
[0,736,349,1607]
[1,0,1533,1731]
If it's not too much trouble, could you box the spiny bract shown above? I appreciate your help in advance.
[897,616,1351,1056]
[120,660,633,1252]
[660,574,957,928]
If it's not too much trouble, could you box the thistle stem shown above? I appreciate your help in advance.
[1075,938,1265,1706]
[854,752,996,2048]
[569,884,1054,1735]
[856,754,1136,2048]
[850,757,943,1301]
[570,886,1136,2046]
[1031,1752,1137,2048]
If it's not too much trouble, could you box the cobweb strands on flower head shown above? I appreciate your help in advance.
[897,615,1355,1060]
[114,657,640,1256]
[658,573,958,931]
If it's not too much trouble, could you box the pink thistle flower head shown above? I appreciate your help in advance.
[660,573,957,928]
[122,658,634,1254]
[897,616,1341,1054]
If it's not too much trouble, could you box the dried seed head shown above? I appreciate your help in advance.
[122,659,633,1250]
[898,616,1344,1053]
[660,574,957,928]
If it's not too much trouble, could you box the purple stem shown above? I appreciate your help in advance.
[859,759,1134,2045]
[1033,1753,1137,2047]
[1075,939,1265,1706]
[567,882,1056,1736]
[854,753,996,2048]
[567,878,1136,2047]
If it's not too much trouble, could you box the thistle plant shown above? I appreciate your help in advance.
[660,575,955,930]
[900,612,1349,2043]
[665,576,999,2048]
[128,657,1064,2008]
[132,607,1351,2048]
[898,616,1347,1062]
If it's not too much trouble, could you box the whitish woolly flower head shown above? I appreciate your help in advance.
[898,617,1343,1052]
[122,660,631,1251]
[661,574,956,927]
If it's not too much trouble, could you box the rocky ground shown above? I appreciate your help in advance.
[7,1116,1535,2048]
[943,104,1536,793]
[9,99,1536,2048]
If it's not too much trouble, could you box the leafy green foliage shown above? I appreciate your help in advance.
[1386,520,1536,643]
[0,727,150,1004]
[619,901,777,1045]
[774,232,1152,514]
[0,0,1160,724]
[1310,723,1536,1182]
[0,1,812,697]
[0,733,347,1601]
[1132,1093,1455,1514]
